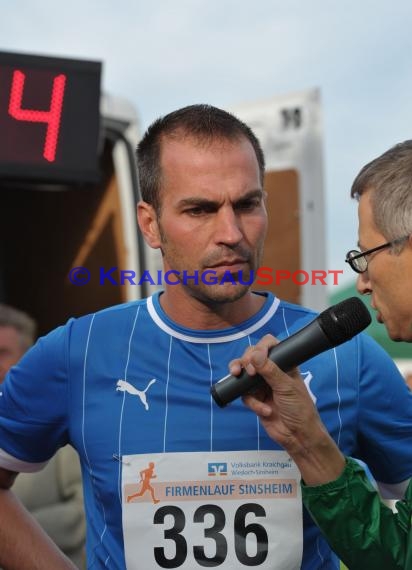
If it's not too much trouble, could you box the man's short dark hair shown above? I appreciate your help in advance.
[136,104,265,214]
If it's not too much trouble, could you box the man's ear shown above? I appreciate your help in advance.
[137,201,162,249]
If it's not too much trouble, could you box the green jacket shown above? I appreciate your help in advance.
[302,458,412,569]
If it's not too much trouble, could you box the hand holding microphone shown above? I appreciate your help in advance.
[211,297,371,407]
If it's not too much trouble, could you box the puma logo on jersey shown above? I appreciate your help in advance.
[301,371,316,404]
[116,379,156,411]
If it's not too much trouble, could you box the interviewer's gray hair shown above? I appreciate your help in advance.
[351,140,412,252]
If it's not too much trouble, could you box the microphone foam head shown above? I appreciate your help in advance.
[318,297,371,345]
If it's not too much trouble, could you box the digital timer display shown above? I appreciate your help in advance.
[0,51,102,183]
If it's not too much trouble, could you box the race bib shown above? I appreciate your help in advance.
[122,450,303,569]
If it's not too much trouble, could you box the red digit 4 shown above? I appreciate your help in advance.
[8,69,67,162]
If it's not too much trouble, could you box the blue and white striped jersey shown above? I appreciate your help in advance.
[1,291,412,569]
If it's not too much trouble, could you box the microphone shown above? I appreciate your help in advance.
[211,297,371,407]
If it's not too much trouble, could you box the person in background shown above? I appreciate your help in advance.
[0,304,86,569]
[0,305,36,384]
[1,107,412,569]
[242,140,412,569]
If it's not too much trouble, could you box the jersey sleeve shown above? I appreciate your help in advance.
[0,321,72,469]
[355,333,412,485]
[302,457,412,570]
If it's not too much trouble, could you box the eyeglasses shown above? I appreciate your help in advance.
[345,236,410,274]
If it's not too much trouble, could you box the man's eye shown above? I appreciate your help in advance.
[185,206,213,216]
[186,207,203,216]
[237,199,260,211]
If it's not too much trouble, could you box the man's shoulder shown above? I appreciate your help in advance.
[270,296,388,362]
[273,298,319,329]
[36,298,151,351]
[67,297,150,329]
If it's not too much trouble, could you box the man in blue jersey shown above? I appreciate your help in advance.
[1,106,412,570]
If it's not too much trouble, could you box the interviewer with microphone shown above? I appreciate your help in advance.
[242,140,412,570]
[237,336,347,485]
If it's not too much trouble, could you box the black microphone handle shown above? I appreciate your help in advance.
[211,319,332,408]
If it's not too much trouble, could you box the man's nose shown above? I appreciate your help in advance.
[214,208,243,246]
[356,271,372,296]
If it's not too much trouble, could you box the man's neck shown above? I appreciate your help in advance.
[158,288,267,330]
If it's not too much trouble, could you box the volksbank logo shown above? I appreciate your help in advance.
[208,462,228,476]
